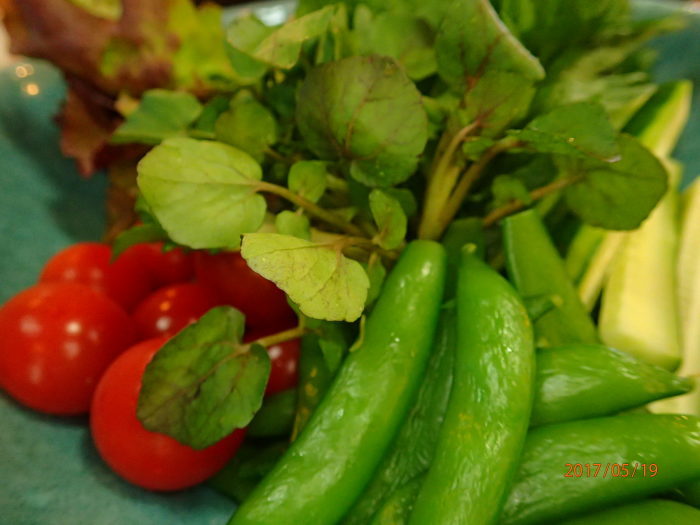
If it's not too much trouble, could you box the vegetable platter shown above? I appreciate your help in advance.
[1,0,700,524]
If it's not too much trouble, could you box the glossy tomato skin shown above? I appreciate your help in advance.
[245,329,300,396]
[91,338,245,491]
[0,283,136,414]
[194,251,296,331]
[39,242,154,311]
[132,283,220,339]
[131,243,194,287]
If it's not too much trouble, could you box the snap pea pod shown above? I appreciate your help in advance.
[409,250,535,525]
[342,307,455,525]
[501,414,700,525]
[558,499,700,525]
[370,477,423,525]
[503,209,598,347]
[291,334,334,439]
[247,389,297,438]
[532,344,693,426]
[229,241,446,525]
[677,479,700,508]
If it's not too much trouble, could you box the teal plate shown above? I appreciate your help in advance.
[0,2,699,524]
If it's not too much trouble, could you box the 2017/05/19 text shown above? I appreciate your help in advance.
[564,463,658,478]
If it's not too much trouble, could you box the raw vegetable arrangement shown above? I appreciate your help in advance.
[1,0,700,524]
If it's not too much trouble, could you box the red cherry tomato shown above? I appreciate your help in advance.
[90,337,245,491]
[0,283,136,414]
[245,329,300,396]
[39,242,154,311]
[194,251,296,330]
[132,283,220,339]
[130,243,194,287]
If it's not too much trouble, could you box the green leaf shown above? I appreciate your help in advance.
[462,137,497,161]
[296,55,428,187]
[111,90,203,145]
[303,317,353,372]
[241,233,369,322]
[561,134,668,230]
[369,190,407,250]
[137,138,266,250]
[384,188,418,218]
[352,11,436,80]
[288,161,328,204]
[364,257,387,307]
[193,95,231,134]
[231,6,336,70]
[492,175,532,208]
[215,91,278,162]
[463,70,535,137]
[112,223,169,259]
[225,15,272,82]
[510,102,620,161]
[275,211,311,240]
[137,307,271,449]
[435,0,544,91]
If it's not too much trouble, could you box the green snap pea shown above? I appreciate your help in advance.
[677,479,700,508]
[558,499,700,525]
[501,414,700,525]
[370,477,423,525]
[342,306,455,525]
[247,389,297,438]
[229,240,446,525]
[503,209,599,347]
[532,344,693,426]
[409,250,535,525]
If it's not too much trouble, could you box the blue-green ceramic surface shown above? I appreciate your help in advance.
[0,2,698,524]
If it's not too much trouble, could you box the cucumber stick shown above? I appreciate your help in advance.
[599,160,682,370]
[654,178,700,413]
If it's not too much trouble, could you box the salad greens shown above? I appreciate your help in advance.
[7,0,689,450]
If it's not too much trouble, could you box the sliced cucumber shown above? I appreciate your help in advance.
[599,161,682,370]
[654,178,700,414]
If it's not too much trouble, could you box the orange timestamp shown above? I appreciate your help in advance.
[564,463,658,478]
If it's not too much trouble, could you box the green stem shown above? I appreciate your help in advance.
[188,129,216,140]
[483,175,584,227]
[256,325,307,347]
[258,181,365,237]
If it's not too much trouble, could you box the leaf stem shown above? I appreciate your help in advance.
[255,325,307,347]
[437,138,518,234]
[483,175,584,227]
[258,181,366,237]
[264,147,294,164]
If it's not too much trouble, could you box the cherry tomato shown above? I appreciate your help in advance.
[194,251,296,330]
[245,329,300,396]
[132,283,220,339]
[91,337,245,491]
[130,243,194,287]
[0,283,136,414]
[39,242,154,311]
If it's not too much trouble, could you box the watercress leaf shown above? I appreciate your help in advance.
[137,137,266,250]
[296,55,428,187]
[137,306,270,449]
[511,102,620,161]
[435,0,544,92]
[288,161,328,203]
[363,257,387,307]
[225,15,272,82]
[560,133,668,230]
[275,211,311,240]
[384,188,418,218]
[241,233,369,322]
[369,189,407,250]
[491,175,532,208]
[112,223,169,259]
[111,90,202,145]
[237,6,336,70]
[463,70,535,137]
[193,95,231,134]
[462,137,497,161]
[352,12,436,81]
[215,91,278,162]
